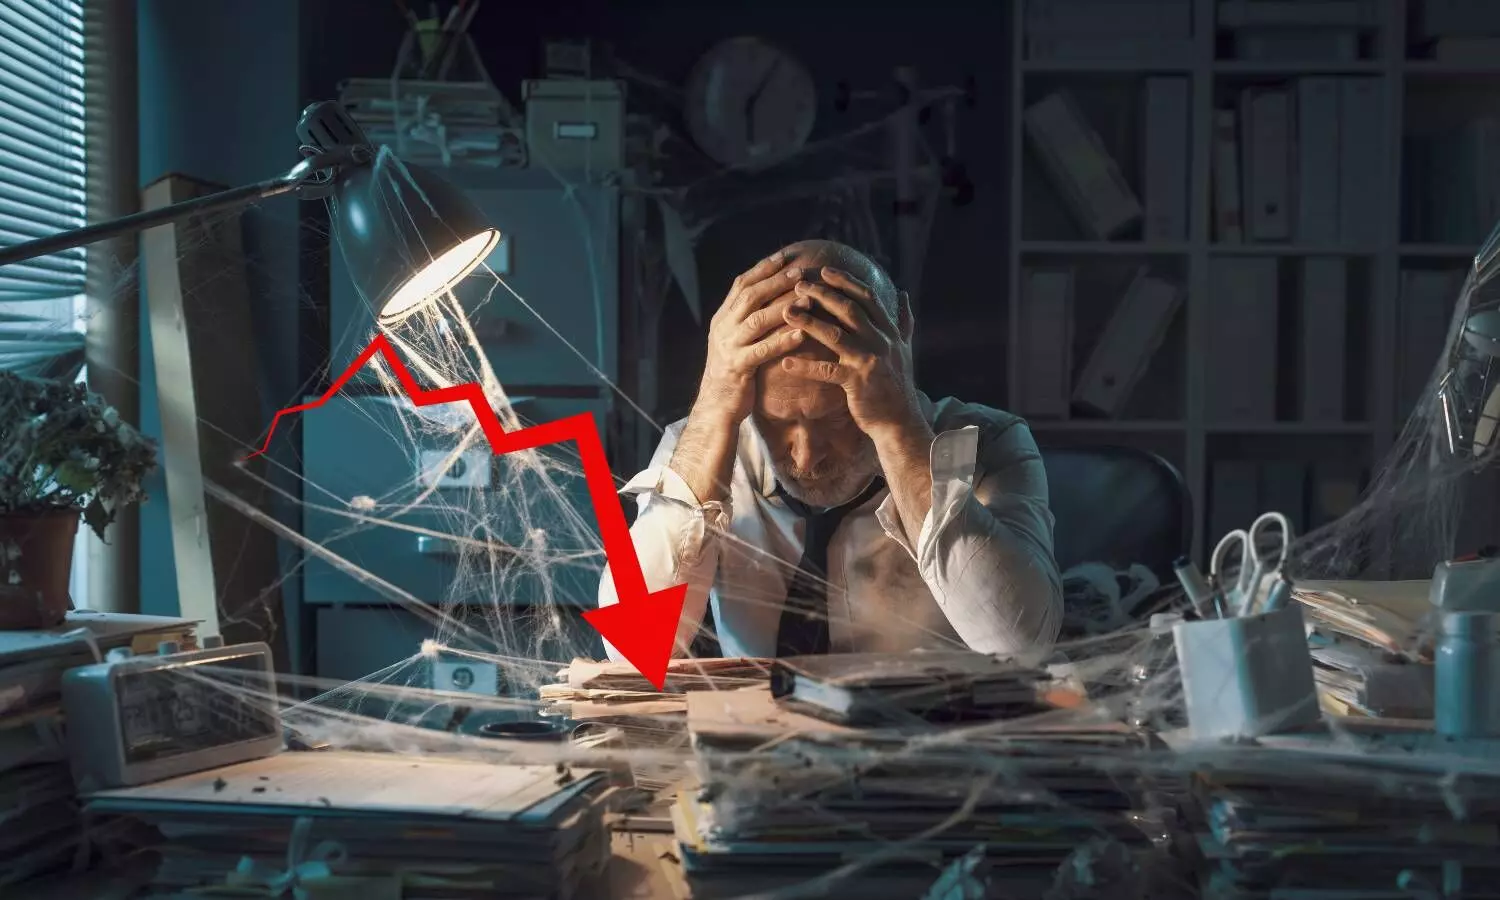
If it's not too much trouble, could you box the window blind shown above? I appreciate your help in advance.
[0,0,87,379]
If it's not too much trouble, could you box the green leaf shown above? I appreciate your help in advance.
[55,461,96,494]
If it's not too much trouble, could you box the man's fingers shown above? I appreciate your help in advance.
[820,266,873,301]
[779,355,849,385]
[725,263,802,322]
[783,305,856,355]
[819,267,898,336]
[736,292,801,343]
[733,326,805,371]
[728,250,787,295]
[791,281,879,338]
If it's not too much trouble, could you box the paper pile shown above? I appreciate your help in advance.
[85,750,613,898]
[539,657,769,798]
[769,650,1057,726]
[0,612,195,887]
[336,78,525,168]
[1293,580,1436,718]
[1187,741,1500,897]
[676,666,1170,899]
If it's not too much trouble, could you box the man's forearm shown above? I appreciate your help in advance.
[668,405,741,504]
[872,415,938,543]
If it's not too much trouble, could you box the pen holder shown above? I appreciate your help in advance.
[1172,604,1321,741]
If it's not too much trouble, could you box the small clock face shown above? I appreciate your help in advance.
[684,36,817,169]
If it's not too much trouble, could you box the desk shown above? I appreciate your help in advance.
[25,831,692,899]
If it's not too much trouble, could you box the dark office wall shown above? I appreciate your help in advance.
[301,0,1014,419]
[136,0,304,618]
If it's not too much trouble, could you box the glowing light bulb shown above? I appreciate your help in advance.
[378,230,500,326]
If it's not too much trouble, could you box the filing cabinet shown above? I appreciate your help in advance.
[302,170,621,681]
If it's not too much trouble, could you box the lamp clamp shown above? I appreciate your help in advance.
[290,145,374,200]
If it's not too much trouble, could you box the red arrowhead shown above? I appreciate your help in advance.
[581,584,689,691]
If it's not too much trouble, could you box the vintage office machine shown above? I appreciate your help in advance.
[61,640,282,792]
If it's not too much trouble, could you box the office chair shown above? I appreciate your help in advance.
[1038,444,1193,581]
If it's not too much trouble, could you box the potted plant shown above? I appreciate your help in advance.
[0,371,158,629]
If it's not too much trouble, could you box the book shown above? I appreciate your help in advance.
[1072,267,1183,417]
[1024,91,1142,240]
[1213,109,1245,242]
[1142,77,1190,240]
[1015,268,1074,419]
[768,651,1053,726]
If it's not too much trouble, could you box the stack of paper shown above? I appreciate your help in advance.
[336,78,525,168]
[1309,638,1434,719]
[1185,741,1500,897]
[1293,580,1433,659]
[0,612,195,887]
[768,651,1055,726]
[1292,580,1437,717]
[676,685,1169,899]
[84,751,612,898]
[539,657,769,797]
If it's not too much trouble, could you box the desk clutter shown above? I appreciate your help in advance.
[84,752,613,899]
[539,657,769,797]
[670,653,1180,899]
[0,612,195,888]
[19,572,1500,898]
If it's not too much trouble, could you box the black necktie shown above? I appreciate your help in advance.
[774,477,886,657]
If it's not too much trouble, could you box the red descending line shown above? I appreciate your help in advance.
[243,333,687,688]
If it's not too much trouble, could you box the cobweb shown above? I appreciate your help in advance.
[55,75,1500,899]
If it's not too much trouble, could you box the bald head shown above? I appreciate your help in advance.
[778,240,900,322]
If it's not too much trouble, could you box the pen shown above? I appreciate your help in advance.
[1173,556,1217,619]
[1259,577,1294,615]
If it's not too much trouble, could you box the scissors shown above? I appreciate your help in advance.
[1209,511,1294,616]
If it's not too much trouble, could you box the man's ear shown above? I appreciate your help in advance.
[897,290,914,341]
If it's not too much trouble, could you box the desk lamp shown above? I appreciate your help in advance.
[0,101,499,327]
[1434,220,1500,459]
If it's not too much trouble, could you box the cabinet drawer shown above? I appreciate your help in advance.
[301,393,611,609]
[313,606,603,685]
[329,177,618,389]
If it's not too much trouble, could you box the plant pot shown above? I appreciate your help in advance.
[0,509,80,630]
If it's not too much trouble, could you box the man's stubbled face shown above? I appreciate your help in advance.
[754,357,880,507]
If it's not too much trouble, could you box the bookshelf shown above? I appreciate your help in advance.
[1007,0,1497,565]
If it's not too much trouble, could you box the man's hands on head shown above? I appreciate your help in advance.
[695,251,808,426]
[780,268,930,446]
[784,267,939,540]
[669,251,806,504]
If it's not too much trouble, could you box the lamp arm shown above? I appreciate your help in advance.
[0,146,368,269]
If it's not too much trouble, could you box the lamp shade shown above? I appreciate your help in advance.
[330,150,499,327]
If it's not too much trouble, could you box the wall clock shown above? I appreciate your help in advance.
[683,36,817,169]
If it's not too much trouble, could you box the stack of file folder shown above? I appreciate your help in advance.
[1292,580,1437,718]
[0,612,195,887]
[336,78,525,168]
[1185,741,1500,898]
[675,655,1173,899]
[768,651,1057,726]
[539,657,768,796]
[83,751,613,898]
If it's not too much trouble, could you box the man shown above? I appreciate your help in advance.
[596,240,1063,659]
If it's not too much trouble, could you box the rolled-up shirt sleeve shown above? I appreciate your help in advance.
[875,422,1063,656]
[596,425,728,661]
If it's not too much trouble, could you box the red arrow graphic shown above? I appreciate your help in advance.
[243,334,687,690]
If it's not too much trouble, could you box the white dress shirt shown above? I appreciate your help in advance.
[596,395,1064,659]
